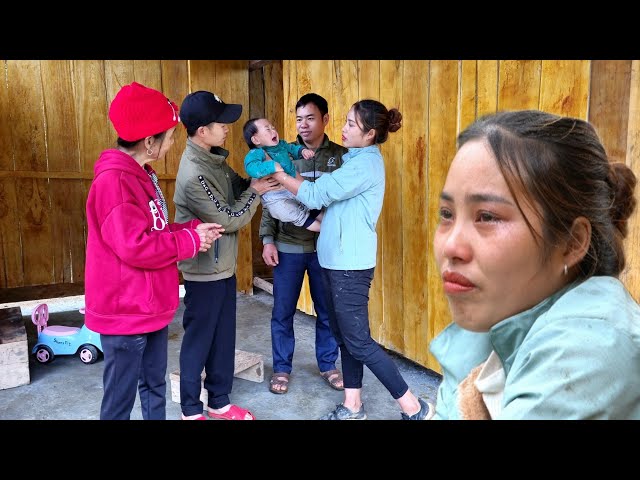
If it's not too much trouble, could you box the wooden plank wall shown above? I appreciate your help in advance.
[0,60,254,294]
[280,60,639,372]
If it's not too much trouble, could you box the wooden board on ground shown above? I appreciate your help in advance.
[169,349,264,404]
[0,306,30,390]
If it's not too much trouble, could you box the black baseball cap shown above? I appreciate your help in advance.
[180,91,242,130]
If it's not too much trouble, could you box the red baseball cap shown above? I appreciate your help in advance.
[109,82,180,142]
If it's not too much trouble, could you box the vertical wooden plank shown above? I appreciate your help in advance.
[539,60,590,118]
[189,60,216,94]
[72,60,110,174]
[49,180,85,283]
[426,60,459,373]
[264,61,284,137]
[0,179,23,287]
[621,60,640,301]
[357,60,384,339]
[249,68,265,120]
[497,60,542,111]
[282,60,298,142]
[7,61,52,287]
[17,177,53,286]
[0,60,16,171]
[133,60,165,175]
[8,61,46,172]
[477,60,499,118]
[41,61,80,172]
[459,60,477,133]
[333,60,358,140]
[161,60,189,176]
[589,60,632,163]
[401,60,430,366]
[378,60,404,351]
[104,60,134,146]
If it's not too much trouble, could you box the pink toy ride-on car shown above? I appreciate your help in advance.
[31,303,103,365]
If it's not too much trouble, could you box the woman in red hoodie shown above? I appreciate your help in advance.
[85,82,223,420]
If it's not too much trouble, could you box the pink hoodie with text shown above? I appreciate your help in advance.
[85,149,201,335]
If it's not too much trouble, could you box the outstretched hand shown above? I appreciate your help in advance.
[195,223,224,252]
[251,176,280,195]
[301,148,315,160]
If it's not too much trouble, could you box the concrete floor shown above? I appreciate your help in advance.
[0,289,442,420]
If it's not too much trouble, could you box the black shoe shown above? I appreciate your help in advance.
[401,398,435,420]
[320,403,367,420]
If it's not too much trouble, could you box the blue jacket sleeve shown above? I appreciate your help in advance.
[244,149,275,179]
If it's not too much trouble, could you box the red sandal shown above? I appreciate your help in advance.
[207,404,255,420]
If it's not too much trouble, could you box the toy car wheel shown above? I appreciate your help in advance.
[35,346,54,364]
[78,344,98,364]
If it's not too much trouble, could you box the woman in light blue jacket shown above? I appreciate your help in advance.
[275,99,433,420]
[431,110,640,419]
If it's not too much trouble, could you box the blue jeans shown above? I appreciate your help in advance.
[321,268,409,399]
[99,326,168,420]
[271,251,339,374]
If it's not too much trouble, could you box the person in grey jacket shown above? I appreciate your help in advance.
[173,91,278,420]
[274,99,433,420]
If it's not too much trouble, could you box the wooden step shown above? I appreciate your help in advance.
[169,349,264,404]
[0,307,30,390]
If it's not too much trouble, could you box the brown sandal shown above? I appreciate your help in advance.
[320,369,344,391]
[269,372,290,394]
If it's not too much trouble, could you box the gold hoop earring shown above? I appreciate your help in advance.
[563,264,568,276]
[146,148,153,156]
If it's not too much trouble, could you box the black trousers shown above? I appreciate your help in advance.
[322,267,409,399]
[180,276,237,415]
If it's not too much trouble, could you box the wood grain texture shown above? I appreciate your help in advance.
[621,60,640,301]
[401,61,430,366]
[104,61,134,146]
[0,60,16,171]
[379,60,404,351]
[539,60,590,118]
[357,61,384,334]
[0,178,23,287]
[49,179,86,283]
[9,61,46,172]
[17,177,53,285]
[498,60,541,111]
[459,60,477,133]
[249,68,265,120]
[72,61,110,174]
[426,60,459,372]
[476,60,498,118]
[282,61,298,141]
[161,60,189,176]
[265,61,284,138]
[333,60,358,138]
[41,61,80,172]
[589,61,632,163]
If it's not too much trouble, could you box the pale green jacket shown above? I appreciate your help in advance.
[430,276,640,419]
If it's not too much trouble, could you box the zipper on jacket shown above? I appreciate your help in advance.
[215,239,219,263]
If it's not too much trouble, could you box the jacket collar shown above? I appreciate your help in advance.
[186,137,229,165]
[296,133,332,151]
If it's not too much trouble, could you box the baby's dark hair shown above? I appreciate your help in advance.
[458,109,637,279]
[352,99,402,144]
[242,118,262,149]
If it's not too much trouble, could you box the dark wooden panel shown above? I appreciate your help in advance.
[8,61,46,172]
[72,60,110,175]
[589,60,632,163]
[17,177,53,285]
[0,60,16,171]
[0,178,23,287]
[161,60,189,176]
[49,179,86,284]
[41,61,80,172]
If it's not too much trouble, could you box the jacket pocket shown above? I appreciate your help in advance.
[144,270,154,303]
